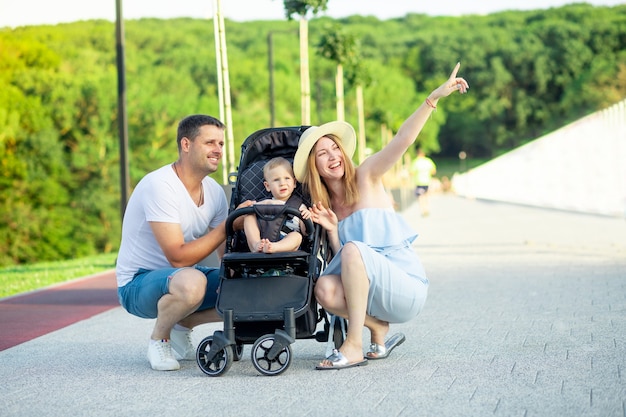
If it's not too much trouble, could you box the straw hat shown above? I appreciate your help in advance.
[293,121,356,182]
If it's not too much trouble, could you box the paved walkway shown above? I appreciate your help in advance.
[0,270,117,351]
[1,194,625,417]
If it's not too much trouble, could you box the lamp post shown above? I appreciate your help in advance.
[268,31,276,127]
[115,0,130,221]
[267,30,298,127]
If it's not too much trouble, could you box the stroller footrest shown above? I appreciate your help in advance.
[217,275,311,320]
[223,250,310,263]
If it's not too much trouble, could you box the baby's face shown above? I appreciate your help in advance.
[264,166,296,201]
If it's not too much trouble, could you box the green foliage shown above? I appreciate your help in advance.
[317,23,359,65]
[0,4,624,268]
[282,0,329,19]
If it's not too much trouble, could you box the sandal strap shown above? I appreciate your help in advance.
[368,343,387,356]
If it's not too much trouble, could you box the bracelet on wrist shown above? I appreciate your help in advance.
[425,97,437,110]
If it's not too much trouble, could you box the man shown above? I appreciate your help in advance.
[116,114,247,371]
[411,148,437,216]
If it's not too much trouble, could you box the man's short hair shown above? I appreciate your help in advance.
[177,115,225,150]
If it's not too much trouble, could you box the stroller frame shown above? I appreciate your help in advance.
[195,126,338,377]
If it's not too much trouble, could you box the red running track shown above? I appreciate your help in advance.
[0,270,119,351]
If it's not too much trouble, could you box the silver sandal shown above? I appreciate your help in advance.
[366,333,406,360]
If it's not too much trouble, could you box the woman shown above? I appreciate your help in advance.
[293,63,469,369]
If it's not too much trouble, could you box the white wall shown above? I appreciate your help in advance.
[452,99,626,217]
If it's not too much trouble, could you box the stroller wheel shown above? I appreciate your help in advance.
[233,342,244,362]
[251,334,292,376]
[196,336,233,376]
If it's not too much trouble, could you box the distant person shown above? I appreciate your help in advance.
[115,114,251,371]
[243,157,311,253]
[412,148,437,216]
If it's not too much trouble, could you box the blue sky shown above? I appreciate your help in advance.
[1,0,624,28]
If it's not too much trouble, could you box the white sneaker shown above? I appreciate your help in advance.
[170,328,195,361]
[147,339,180,371]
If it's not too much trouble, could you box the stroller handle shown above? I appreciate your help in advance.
[225,205,315,241]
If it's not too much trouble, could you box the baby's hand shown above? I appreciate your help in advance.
[299,204,312,220]
[237,200,255,209]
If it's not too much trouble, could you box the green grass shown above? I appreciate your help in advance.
[0,253,117,299]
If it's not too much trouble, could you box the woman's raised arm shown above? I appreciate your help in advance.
[359,62,469,180]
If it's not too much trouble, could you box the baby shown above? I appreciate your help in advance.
[243,157,311,253]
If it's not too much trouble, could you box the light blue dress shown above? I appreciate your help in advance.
[322,208,429,323]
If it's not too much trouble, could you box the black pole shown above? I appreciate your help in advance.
[268,32,275,127]
[268,30,299,128]
[115,0,130,221]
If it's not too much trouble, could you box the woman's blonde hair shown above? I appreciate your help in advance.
[302,134,359,209]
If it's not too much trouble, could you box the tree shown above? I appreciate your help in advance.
[345,59,371,165]
[282,0,329,125]
[316,26,371,163]
[317,24,359,122]
[214,0,236,179]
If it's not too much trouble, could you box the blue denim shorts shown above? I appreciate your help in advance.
[118,266,220,319]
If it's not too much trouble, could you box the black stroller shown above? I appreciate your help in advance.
[195,126,343,377]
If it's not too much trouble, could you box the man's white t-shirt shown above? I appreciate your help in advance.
[115,164,228,287]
